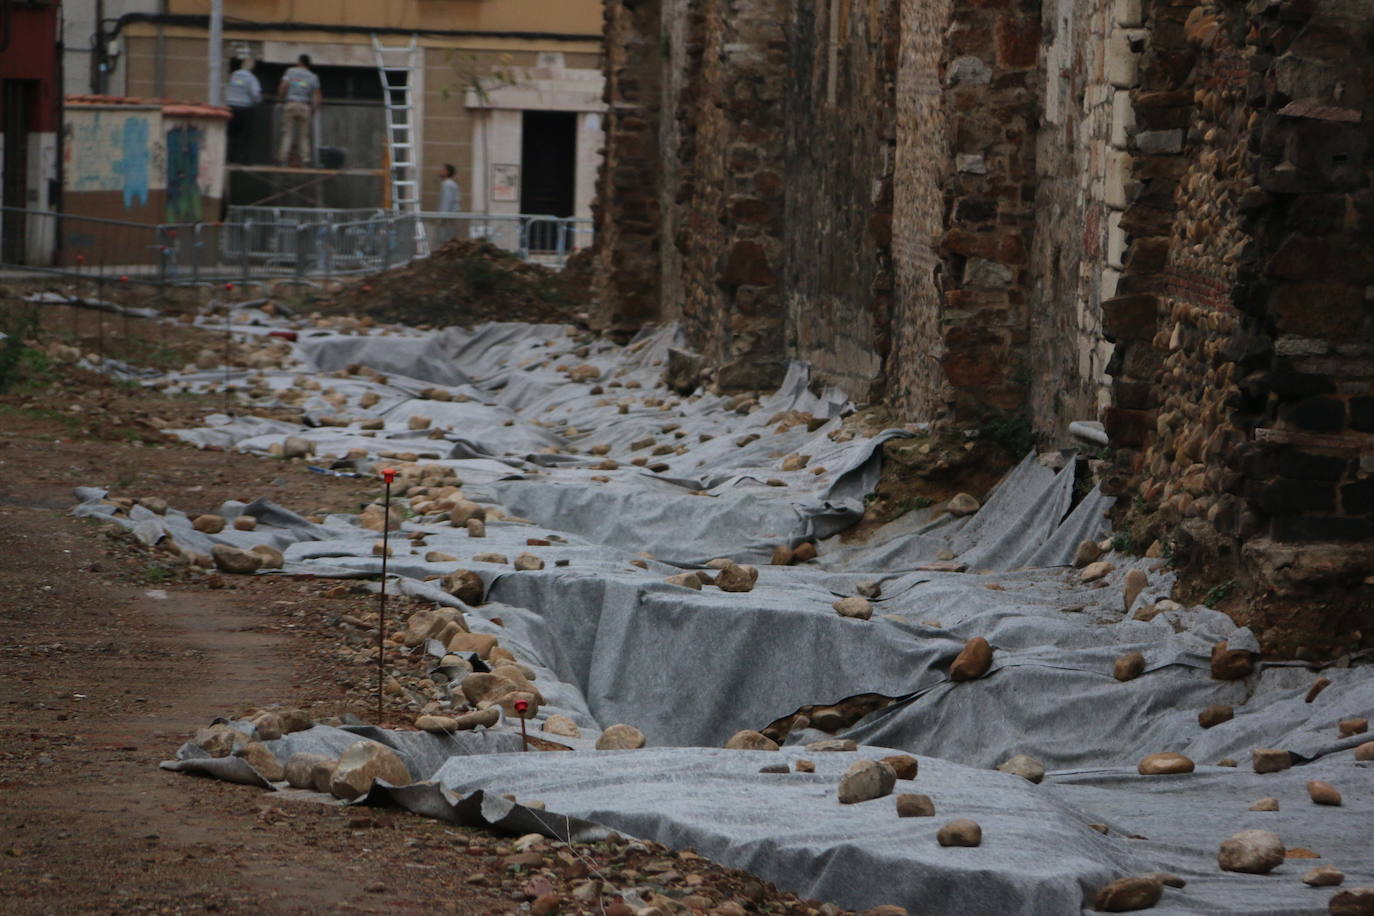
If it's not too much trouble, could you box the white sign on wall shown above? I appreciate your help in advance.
[490,163,520,202]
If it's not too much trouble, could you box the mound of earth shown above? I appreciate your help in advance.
[314,238,593,328]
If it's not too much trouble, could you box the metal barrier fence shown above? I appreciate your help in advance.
[417,212,593,267]
[0,207,594,287]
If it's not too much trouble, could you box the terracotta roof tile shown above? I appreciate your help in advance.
[65,94,231,119]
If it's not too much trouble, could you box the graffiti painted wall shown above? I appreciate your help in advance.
[63,106,167,208]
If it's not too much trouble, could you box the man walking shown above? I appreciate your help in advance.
[225,58,261,164]
[437,164,461,243]
[277,54,322,167]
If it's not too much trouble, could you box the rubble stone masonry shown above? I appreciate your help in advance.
[594,0,665,336]
[595,0,1374,650]
[1105,0,1374,651]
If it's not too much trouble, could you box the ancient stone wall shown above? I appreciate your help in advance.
[780,0,898,403]
[593,0,665,338]
[888,0,953,420]
[1105,0,1374,652]
[796,0,1038,422]
[654,0,790,390]
[1024,0,1120,439]
[924,0,1042,421]
[593,1,1374,653]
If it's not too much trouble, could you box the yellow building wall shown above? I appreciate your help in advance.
[120,2,604,216]
[166,0,602,36]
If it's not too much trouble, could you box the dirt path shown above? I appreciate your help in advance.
[0,445,520,913]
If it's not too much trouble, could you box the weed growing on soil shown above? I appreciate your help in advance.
[977,411,1035,459]
[1203,578,1236,607]
[0,340,50,393]
[144,565,173,584]
[1111,530,1137,555]
[0,402,78,431]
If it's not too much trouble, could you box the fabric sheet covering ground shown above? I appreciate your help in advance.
[74,310,1369,913]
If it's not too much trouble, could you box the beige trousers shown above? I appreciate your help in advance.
[278,101,313,165]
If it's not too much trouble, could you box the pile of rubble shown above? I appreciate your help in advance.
[314,239,592,329]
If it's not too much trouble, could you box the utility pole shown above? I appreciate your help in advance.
[208,0,223,106]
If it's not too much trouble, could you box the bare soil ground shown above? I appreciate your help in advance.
[0,286,856,915]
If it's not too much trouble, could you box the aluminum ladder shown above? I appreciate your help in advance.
[371,33,429,257]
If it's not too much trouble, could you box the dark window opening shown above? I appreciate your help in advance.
[2,80,35,263]
[520,110,576,251]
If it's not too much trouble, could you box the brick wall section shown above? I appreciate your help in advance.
[781,0,899,403]
[928,0,1042,419]
[598,0,1044,414]
[1106,0,1374,652]
[593,0,665,337]
[679,0,790,390]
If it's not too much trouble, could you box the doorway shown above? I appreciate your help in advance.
[1,80,34,264]
[520,110,576,251]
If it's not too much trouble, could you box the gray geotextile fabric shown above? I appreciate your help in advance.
[109,314,1370,914]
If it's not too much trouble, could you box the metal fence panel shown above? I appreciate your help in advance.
[0,207,595,285]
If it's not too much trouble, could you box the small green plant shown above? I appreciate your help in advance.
[144,565,174,584]
[1111,530,1136,555]
[977,411,1035,459]
[1203,578,1236,607]
[0,402,79,430]
[0,336,50,393]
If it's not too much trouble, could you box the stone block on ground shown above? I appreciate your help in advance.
[236,741,284,781]
[1137,752,1194,775]
[724,730,779,751]
[284,752,334,790]
[1113,651,1146,681]
[1093,876,1164,912]
[896,794,935,817]
[596,724,646,750]
[950,637,993,681]
[936,819,982,847]
[211,544,263,575]
[997,754,1045,784]
[715,563,758,592]
[1217,829,1284,874]
[1252,748,1291,774]
[329,740,411,800]
[837,759,896,804]
[833,596,873,620]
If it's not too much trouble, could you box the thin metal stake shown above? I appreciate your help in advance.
[222,283,234,413]
[377,468,396,725]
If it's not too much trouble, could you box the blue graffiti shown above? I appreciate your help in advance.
[114,117,151,208]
